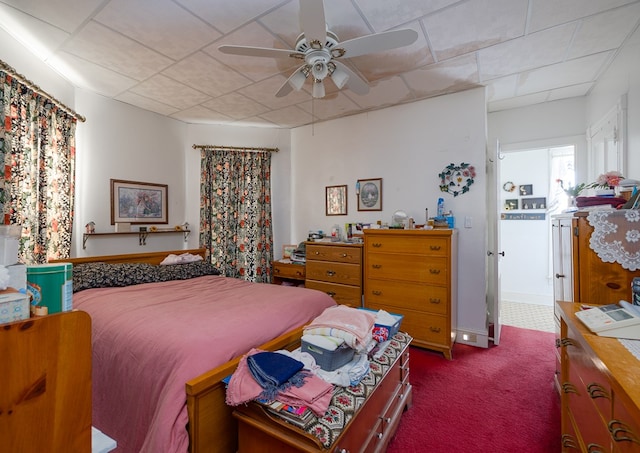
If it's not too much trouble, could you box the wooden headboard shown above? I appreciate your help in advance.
[50,248,207,265]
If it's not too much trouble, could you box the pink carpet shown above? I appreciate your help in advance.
[387,325,560,453]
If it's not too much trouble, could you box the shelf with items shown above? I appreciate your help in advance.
[82,229,190,249]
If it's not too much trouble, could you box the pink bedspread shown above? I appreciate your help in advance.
[73,275,336,453]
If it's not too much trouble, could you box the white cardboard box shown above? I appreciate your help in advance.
[0,292,30,324]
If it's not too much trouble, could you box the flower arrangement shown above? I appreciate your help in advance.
[557,180,585,197]
[586,171,624,189]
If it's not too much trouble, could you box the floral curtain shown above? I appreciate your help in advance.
[200,148,273,282]
[0,71,77,264]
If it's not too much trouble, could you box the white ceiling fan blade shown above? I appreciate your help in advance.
[299,0,326,45]
[276,66,308,97]
[218,45,303,59]
[338,29,419,58]
[332,61,369,95]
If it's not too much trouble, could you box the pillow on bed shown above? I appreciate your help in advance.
[72,261,221,292]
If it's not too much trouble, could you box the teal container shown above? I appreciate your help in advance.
[26,263,73,314]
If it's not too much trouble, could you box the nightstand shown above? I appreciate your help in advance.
[271,260,305,285]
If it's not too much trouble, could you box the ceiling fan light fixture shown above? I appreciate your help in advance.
[288,68,307,91]
[312,80,325,98]
[311,61,329,81]
[331,65,349,89]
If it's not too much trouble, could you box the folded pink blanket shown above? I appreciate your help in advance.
[304,305,375,350]
[576,196,627,208]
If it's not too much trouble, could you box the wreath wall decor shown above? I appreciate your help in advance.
[439,162,476,197]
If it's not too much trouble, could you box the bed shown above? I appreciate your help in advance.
[53,248,336,453]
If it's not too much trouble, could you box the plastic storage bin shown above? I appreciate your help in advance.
[301,341,355,371]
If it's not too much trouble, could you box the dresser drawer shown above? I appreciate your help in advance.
[367,253,448,285]
[306,261,361,286]
[271,261,305,280]
[306,244,361,264]
[305,280,362,306]
[365,279,448,315]
[369,303,448,345]
[366,235,449,256]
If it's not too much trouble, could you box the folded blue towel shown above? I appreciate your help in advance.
[247,352,308,400]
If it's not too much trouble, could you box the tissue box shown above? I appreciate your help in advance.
[0,291,30,324]
[301,340,355,371]
[359,308,404,342]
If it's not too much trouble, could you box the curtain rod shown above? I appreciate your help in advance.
[192,144,278,153]
[0,59,86,123]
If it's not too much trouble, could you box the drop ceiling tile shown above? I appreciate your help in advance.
[484,75,518,101]
[403,54,479,98]
[52,51,138,96]
[230,116,279,128]
[297,93,361,120]
[115,91,179,117]
[0,0,104,32]
[62,21,173,80]
[546,82,594,101]
[344,77,413,109]
[0,4,69,60]
[204,21,298,83]
[528,0,638,33]
[175,0,285,34]
[487,91,550,112]
[202,92,270,120]
[355,0,460,32]
[349,22,433,82]
[478,23,576,81]
[567,2,640,59]
[258,105,314,128]
[517,52,613,95]
[95,0,221,61]
[424,0,528,61]
[239,74,312,110]
[163,52,252,97]
[171,105,233,124]
[130,73,211,110]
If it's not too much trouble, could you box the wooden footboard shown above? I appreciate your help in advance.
[186,326,305,453]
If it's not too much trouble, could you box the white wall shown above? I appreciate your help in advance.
[291,88,489,336]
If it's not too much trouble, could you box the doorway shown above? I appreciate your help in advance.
[497,143,576,332]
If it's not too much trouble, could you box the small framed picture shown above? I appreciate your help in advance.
[504,199,518,210]
[110,179,168,224]
[357,178,382,211]
[519,184,533,196]
[326,185,348,216]
[521,197,547,210]
[282,244,297,259]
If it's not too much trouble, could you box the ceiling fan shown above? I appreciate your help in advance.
[218,0,419,99]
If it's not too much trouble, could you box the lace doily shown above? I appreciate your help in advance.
[587,209,640,271]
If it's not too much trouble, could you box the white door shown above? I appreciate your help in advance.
[486,140,503,345]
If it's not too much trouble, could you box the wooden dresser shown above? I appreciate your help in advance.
[363,229,458,359]
[233,333,412,452]
[557,301,640,452]
[304,242,363,306]
[272,260,306,286]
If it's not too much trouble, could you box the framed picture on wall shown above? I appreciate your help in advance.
[326,185,348,215]
[519,184,533,196]
[504,199,518,210]
[110,179,168,224]
[357,178,382,211]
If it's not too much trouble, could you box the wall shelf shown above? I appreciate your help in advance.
[82,230,190,249]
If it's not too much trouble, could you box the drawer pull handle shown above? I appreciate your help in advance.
[326,270,336,276]
[341,253,348,257]
[609,420,640,444]
[561,434,578,449]
[377,433,383,439]
[429,326,441,333]
[372,290,382,296]
[429,269,441,274]
[314,251,320,255]
[338,450,348,453]
[326,292,336,297]
[429,298,441,304]
[606,282,621,290]
[430,245,441,250]
[559,338,575,347]
[586,443,605,452]
[586,383,610,400]
[274,269,281,274]
[372,242,382,247]
[372,264,382,269]
[561,382,578,394]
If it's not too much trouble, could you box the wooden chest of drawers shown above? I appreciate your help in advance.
[557,301,640,452]
[271,260,306,285]
[364,229,458,359]
[305,242,363,307]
